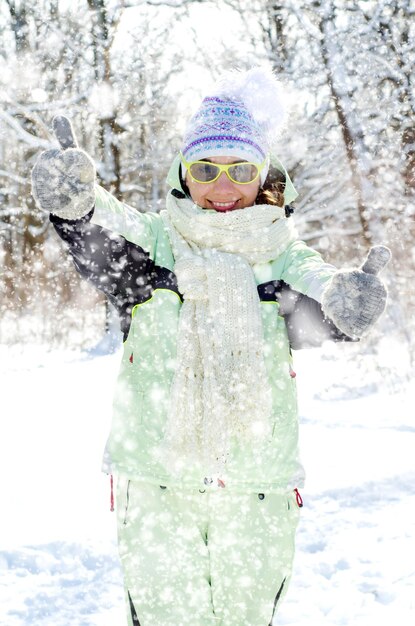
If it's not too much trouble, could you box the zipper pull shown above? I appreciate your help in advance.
[294,488,303,508]
[110,474,114,512]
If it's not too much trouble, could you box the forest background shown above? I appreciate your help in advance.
[0,0,414,377]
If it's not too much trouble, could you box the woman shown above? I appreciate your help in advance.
[32,68,389,626]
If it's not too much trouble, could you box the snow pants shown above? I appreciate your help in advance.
[116,477,300,626]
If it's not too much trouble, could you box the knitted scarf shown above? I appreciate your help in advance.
[161,193,298,477]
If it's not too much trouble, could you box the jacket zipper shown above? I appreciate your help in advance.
[109,474,114,512]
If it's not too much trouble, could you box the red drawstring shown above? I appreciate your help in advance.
[129,352,134,364]
[110,474,114,512]
[294,488,303,508]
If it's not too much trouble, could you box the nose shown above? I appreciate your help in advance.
[214,171,234,188]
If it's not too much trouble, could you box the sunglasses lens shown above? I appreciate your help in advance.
[228,163,259,183]
[189,162,220,182]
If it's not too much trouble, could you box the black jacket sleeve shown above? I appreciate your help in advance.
[258,280,358,349]
[50,210,158,339]
[51,212,354,349]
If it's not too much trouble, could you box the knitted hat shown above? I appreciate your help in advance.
[181,96,267,165]
[168,67,298,203]
[180,67,287,185]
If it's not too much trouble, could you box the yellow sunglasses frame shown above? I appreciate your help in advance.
[181,153,267,185]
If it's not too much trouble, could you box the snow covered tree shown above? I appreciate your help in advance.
[219,0,414,349]
[0,0,193,345]
[1,0,413,350]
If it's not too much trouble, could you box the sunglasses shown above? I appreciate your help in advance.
[181,154,267,185]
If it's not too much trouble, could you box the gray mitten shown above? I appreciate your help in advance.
[321,245,391,338]
[31,116,95,220]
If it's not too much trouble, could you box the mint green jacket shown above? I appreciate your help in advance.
[66,187,339,492]
[65,185,343,493]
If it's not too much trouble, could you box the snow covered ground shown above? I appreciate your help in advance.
[1,340,414,626]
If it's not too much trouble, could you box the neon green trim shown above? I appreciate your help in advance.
[129,292,278,326]
[123,288,182,344]
[260,300,281,311]
[131,288,182,320]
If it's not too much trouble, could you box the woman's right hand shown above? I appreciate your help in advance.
[31,116,96,220]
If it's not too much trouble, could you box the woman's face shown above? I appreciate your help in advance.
[186,156,260,212]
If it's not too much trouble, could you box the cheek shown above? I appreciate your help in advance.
[186,177,208,206]
[242,182,260,205]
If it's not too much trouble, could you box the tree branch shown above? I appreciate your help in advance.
[0,111,53,150]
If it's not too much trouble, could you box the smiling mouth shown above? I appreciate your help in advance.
[208,200,240,211]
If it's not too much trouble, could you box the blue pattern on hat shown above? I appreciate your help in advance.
[182,97,266,164]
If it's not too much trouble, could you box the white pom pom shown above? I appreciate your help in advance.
[211,66,286,141]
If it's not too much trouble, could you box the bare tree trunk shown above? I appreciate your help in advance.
[316,2,372,246]
[5,0,30,53]
[377,5,415,195]
[262,2,288,73]
[4,0,46,308]
[87,0,124,346]
[402,127,415,192]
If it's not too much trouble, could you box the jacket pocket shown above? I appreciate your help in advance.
[123,479,131,525]
[116,477,131,527]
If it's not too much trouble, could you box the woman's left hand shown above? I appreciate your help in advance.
[321,245,391,338]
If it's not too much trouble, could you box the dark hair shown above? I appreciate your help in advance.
[255,165,286,207]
